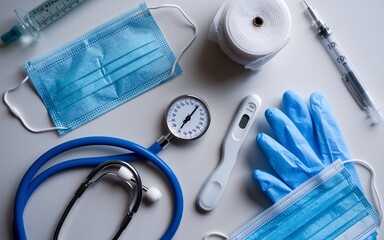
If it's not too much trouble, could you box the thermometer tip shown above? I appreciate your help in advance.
[303,0,309,7]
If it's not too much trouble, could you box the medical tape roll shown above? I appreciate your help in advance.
[209,0,291,70]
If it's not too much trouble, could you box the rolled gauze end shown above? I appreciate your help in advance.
[209,0,291,70]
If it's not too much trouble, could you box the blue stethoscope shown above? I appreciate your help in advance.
[13,95,211,240]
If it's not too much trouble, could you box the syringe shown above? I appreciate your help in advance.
[303,0,383,125]
[0,0,88,46]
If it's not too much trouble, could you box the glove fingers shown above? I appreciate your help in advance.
[265,108,324,170]
[257,133,324,189]
[282,90,319,153]
[310,92,362,189]
[309,92,351,163]
[253,169,292,203]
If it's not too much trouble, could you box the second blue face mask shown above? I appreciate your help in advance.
[4,3,196,135]
[229,160,382,240]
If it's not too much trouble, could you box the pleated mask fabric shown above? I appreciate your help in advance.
[24,3,182,135]
[230,160,381,240]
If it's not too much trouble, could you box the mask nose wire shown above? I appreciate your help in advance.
[148,4,198,76]
[203,159,383,239]
[343,159,383,227]
[4,6,196,133]
[3,76,68,133]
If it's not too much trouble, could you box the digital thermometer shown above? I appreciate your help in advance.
[197,94,261,211]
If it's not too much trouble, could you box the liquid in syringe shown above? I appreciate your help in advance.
[0,0,88,46]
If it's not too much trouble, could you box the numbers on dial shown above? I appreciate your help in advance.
[166,95,210,140]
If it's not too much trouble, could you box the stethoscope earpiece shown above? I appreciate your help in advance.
[117,166,162,204]
[14,136,184,240]
[117,165,135,181]
[145,187,162,204]
[54,160,154,240]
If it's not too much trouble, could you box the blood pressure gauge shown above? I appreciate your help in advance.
[165,95,211,141]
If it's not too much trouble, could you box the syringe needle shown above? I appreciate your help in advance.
[303,1,383,124]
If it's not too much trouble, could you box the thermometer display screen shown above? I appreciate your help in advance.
[239,114,250,129]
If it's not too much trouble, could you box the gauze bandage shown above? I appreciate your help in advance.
[209,0,291,70]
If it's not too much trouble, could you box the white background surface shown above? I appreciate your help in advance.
[1,0,383,239]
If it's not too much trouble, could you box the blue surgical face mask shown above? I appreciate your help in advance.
[4,3,197,135]
[204,159,382,240]
[229,159,382,240]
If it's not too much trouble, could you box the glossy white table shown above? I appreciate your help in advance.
[1,0,383,239]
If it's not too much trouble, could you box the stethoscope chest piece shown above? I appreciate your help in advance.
[14,95,211,240]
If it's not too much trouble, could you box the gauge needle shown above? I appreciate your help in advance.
[180,105,199,130]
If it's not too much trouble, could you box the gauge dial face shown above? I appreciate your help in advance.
[166,95,211,141]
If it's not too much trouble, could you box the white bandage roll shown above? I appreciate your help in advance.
[209,0,291,70]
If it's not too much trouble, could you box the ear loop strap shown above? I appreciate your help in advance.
[203,232,228,240]
[343,159,383,228]
[3,6,195,134]
[3,76,68,133]
[148,4,198,76]
[203,159,383,239]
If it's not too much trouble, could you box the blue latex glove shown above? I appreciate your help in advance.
[253,90,361,203]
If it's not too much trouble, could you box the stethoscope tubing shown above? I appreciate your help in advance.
[25,142,161,200]
[13,136,181,240]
